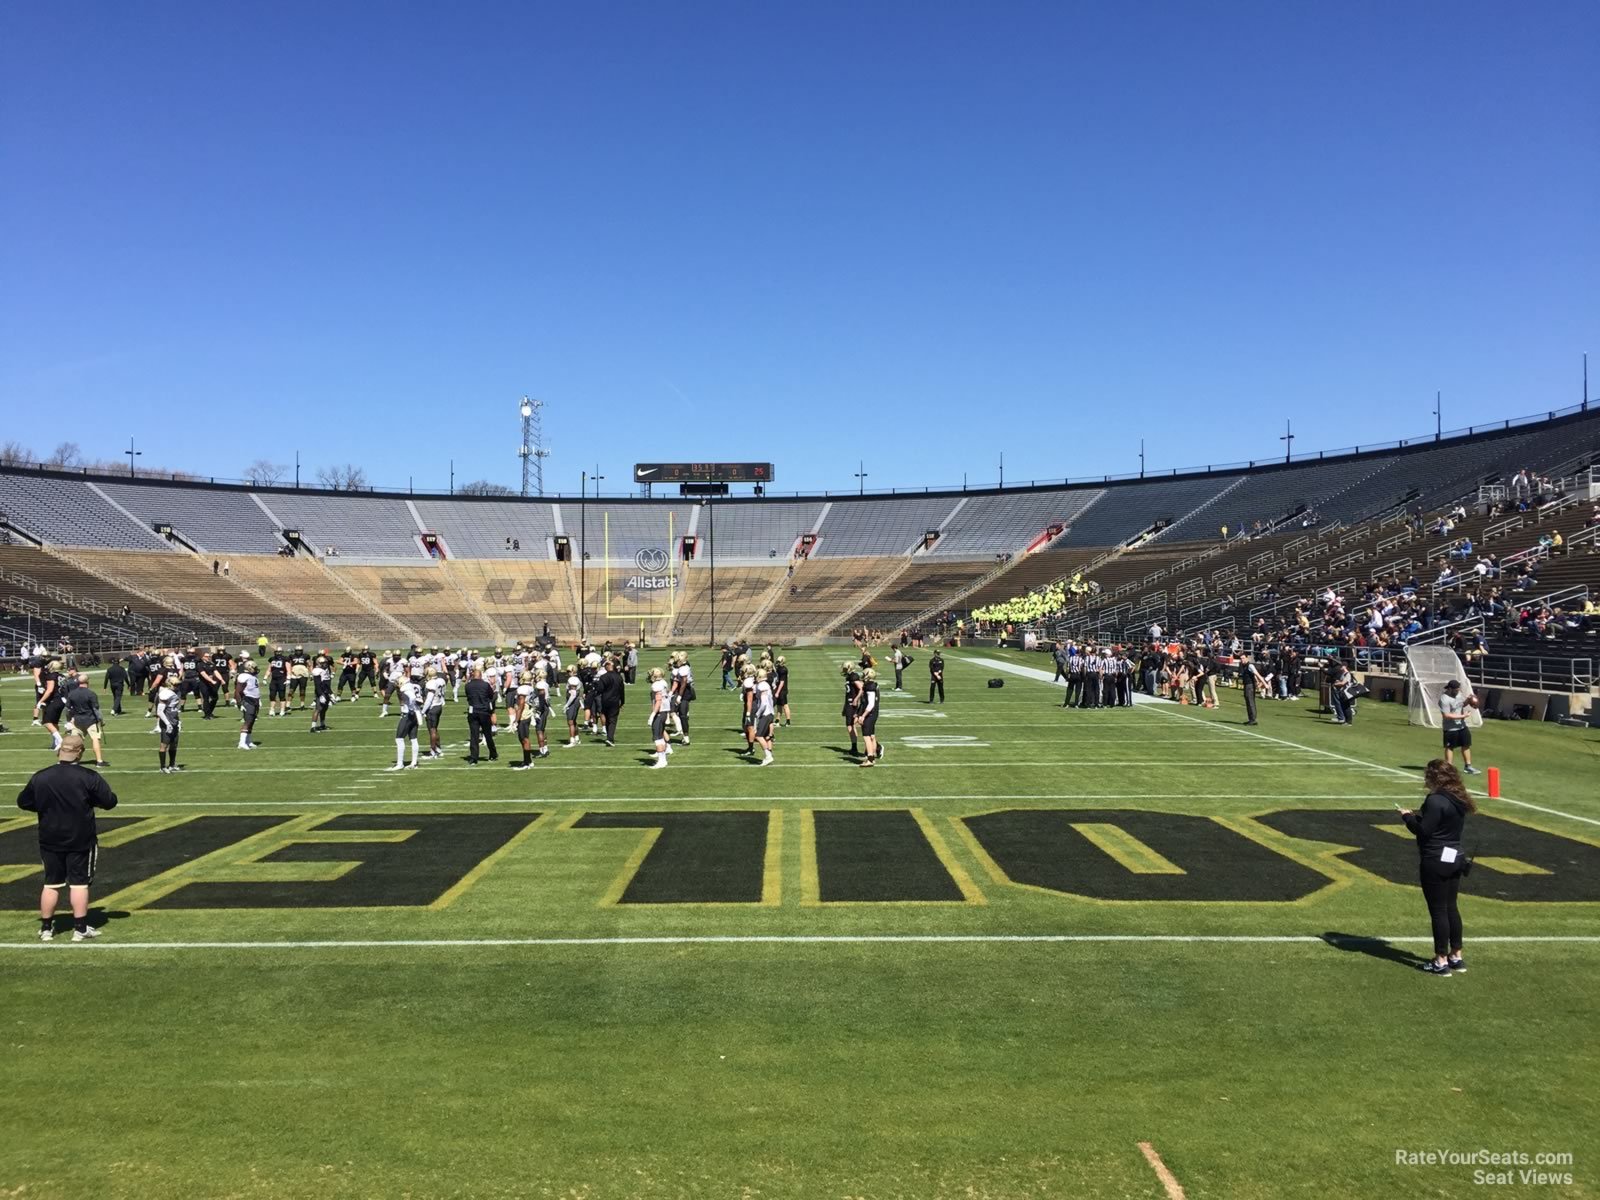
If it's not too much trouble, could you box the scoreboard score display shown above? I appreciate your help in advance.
[633,462,774,484]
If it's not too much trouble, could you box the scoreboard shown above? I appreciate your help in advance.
[632,462,774,484]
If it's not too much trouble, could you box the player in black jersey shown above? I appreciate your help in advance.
[267,647,289,717]
[145,654,170,719]
[198,650,221,719]
[774,655,792,726]
[37,660,65,751]
[841,662,863,757]
[289,646,309,709]
[337,646,358,699]
[356,646,376,698]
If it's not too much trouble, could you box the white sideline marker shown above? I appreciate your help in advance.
[4,934,1598,952]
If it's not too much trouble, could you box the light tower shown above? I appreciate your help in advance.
[518,397,550,496]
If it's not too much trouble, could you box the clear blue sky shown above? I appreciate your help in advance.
[2,1,1596,495]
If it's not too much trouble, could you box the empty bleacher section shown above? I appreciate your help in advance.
[692,500,828,563]
[226,556,416,644]
[672,565,789,641]
[64,548,329,643]
[0,544,202,646]
[412,499,560,559]
[840,559,998,632]
[442,560,579,641]
[750,558,909,637]
[328,564,496,643]
[810,497,963,557]
[1056,474,1243,547]
[96,480,283,554]
[558,502,697,565]
[928,489,1105,558]
[0,473,172,549]
[258,493,426,560]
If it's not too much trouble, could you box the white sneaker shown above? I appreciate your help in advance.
[38,926,53,942]
[760,755,773,766]
[649,758,667,769]
[405,763,418,770]
[385,764,405,772]
[71,926,100,942]
[665,744,674,756]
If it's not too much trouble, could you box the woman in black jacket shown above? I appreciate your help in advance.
[1399,759,1476,975]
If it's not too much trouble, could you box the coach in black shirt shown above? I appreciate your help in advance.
[104,659,128,715]
[595,662,625,746]
[17,735,118,941]
[464,668,498,763]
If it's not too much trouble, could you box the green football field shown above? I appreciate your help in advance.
[2,646,1596,1199]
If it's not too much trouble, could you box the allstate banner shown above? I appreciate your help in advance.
[604,511,677,620]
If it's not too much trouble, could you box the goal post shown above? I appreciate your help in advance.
[1405,644,1482,729]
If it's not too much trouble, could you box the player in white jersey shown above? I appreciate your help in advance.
[510,684,535,770]
[423,669,446,759]
[738,663,758,757]
[647,668,671,769]
[387,678,422,770]
[380,657,405,717]
[235,660,261,750]
[156,684,184,773]
[561,666,583,747]
[753,668,776,766]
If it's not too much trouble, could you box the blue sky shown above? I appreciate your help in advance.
[2,1,1596,495]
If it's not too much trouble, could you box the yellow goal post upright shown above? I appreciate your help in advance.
[602,509,678,627]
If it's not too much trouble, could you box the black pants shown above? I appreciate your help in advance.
[110,685,124,715]
[1420,861,1463,957]
[1243,682,1258,724]
[602,706,620,743]
[895,667,904,689]
[1063,677,1080,707]
[468,711,498,761]
[929,678,944,703]
[201,682,218,718]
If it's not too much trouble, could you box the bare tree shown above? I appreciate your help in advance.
[245,460,287,486]
[0,440,35,466]
[46,441,83,468]
[315,464,369,491]
[459,480,515,496]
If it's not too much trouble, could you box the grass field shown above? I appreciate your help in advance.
[2,644,1597,1199]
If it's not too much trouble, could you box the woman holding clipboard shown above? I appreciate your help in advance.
[1398,760,1476,975]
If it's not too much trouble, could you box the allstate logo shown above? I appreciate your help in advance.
[635,546,670,574]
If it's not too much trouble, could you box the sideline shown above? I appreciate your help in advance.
[3,933,1597,952]
[959,654,1600,829]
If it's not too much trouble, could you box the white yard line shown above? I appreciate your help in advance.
[102,791,1418,809]
[3,934,1597,952]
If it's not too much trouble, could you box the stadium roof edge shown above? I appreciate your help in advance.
[1,401,1594,508]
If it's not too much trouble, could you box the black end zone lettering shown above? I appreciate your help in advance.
[962,809,1329,901]
[0,817,285,910]
[146,813,538,909]
[380,576,446,607]
[813,810,964,902]
[1257,810,1600,902]
[572,811,769,904]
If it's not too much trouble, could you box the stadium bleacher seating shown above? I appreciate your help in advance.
[2,405,1595,653]
[96,480,284,554]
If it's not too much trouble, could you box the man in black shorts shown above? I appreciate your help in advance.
[267,646,289,718]
[356,646,377,699]
[17,734,118,941]
[1439,679,1479,775]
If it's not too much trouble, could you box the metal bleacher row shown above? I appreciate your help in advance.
[2,403,1597,649]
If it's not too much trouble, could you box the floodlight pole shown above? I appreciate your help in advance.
[1279,420,1294,463]
[855,461,868,494]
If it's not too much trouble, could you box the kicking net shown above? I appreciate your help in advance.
[1405,644,1482,729]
